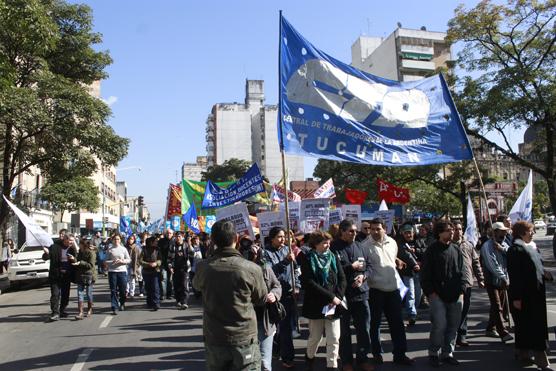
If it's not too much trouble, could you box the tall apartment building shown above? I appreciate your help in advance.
[182,156,208,181]
[351,26,452,81]
[206,80,304,183]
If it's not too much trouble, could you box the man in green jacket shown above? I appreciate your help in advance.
[193,220,267,371]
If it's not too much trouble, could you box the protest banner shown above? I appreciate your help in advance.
[328,208,343,226]
[215,202,254,239]
[362,210,396,234]
[299,198,330,233]
[202,163,265,209]
[341,204,361,227]
[257,211,287,243]
[313,178,336,199]
[279,200,301,230]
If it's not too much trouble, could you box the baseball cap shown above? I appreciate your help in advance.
[492,222,510,231]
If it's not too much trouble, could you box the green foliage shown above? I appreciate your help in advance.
[201,158,252,182]
[0,0,129,226]
[40,176,100,221]
[447,0,556,213]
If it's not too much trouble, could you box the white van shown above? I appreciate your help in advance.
[8,237,59,285]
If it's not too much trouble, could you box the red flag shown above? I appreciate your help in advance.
[345,188,368,205]
[377,179,410,204]
[166,184,183,219]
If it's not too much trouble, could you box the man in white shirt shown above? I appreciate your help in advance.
[361,218,414,366]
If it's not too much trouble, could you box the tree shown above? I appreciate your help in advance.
[313,159,482,220]
[40,176,100,221]
[0,0,129,231]
[447,0,556,214]
[201,158,252,182]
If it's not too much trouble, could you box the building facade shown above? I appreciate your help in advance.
[206,80,304,183]
[351,26,451,81]
[182,156,208,181]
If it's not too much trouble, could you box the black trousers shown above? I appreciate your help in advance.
[173,269,190,305]
[50,272,71,315]
[369,288,408,358]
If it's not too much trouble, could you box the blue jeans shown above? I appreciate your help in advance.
[339,300,371,365]
[143,271,160,308]
[159,268,173,299]
[108,271,127,311]
[258,321,274,370]
[369,288,408,358]
[77,283,94,302]
[428,295,463,358]
[401,274,421,320]
[277,295,295,362]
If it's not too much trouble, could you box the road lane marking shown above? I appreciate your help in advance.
[99,316,113,328]
[70,348,94,371]
[548,310,556,314]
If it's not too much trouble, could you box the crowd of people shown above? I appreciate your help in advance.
[193,216,553,371]
[38,213,553,371]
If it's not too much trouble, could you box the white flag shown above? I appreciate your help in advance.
[464,194,479,247]
[3,195,53,247]
[314,178,336,199]
[509,170,533,224]
[379,199,388,211]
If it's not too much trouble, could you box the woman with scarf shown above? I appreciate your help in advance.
[507,221,553,370]
[300,231,347,371]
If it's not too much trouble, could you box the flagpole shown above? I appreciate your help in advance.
[278,11,297,299]
[471,157,493,228]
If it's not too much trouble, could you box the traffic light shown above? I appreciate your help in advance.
[138,196,144,206]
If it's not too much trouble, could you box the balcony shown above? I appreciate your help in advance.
[400,59,436,71]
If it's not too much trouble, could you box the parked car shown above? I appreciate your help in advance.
[8,237,59,285]
[547,222,556,236]
[534,220,547,229]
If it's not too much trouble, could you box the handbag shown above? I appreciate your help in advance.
[267,300,286,324]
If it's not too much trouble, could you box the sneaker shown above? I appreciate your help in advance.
[485,329,499,338]
[456,337,469,347]
[501,333,514,343]
[282,360,295,369]
[47,314,59,322]
[429,356,441,368]
[112,310,118,315]
[176,303,182,309]
[139,293,144,297]
[292,330,301,339]
[182,303,189,309]
[393,355,415,366]
[152,306,159,311]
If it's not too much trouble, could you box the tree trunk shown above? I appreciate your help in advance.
[547,177,556,217]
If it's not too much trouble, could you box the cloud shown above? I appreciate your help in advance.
[103,96,118,106]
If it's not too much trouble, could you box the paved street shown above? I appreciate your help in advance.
[1,233,555,371]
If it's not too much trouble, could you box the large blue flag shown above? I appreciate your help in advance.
[279,15,473,166]
[119,216,132,237]
[202,163,265,209]
[183,205,201,234]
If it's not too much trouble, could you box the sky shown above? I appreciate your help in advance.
[76,0,517,219]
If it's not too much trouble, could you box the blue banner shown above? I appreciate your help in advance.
[279,15,473,166]
[205,215,216,234]
[183,205,201,234]
[119,216,132,237]
[201,163,265,209]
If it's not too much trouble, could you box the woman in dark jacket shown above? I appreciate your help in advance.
[507,221,552,370]
[301,231,347,371]
[73,240,97,319]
